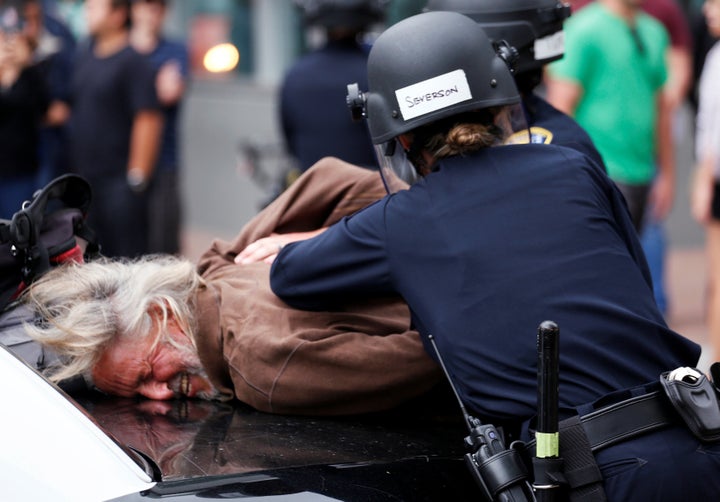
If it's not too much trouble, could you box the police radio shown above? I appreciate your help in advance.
[427,334,535,502]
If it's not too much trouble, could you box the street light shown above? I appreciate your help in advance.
[203,43,240,73]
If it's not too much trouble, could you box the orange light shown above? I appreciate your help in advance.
[203,43,240,73]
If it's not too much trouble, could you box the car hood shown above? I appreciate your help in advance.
[77,393,481,500]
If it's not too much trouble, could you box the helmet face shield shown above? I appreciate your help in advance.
[500,102,531,145]
[374,140,415,194]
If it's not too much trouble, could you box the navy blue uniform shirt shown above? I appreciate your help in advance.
[270,144,699,424]
[280,39,378,171]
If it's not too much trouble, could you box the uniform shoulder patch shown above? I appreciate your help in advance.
[504,126,554,145]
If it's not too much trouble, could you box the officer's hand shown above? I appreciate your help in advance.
[235,229,327,265]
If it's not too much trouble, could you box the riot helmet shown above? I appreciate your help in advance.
[295,0,386,31]
[346,11,524,191]
[424,0,571,91]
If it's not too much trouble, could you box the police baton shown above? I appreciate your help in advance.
[532,321,564,501]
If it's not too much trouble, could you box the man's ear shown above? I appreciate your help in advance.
[148,303,165,322]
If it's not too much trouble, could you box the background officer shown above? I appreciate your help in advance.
[279,0,384,173]
[424,0,605,168]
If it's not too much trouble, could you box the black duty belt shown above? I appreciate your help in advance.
[525,389,677,455]
[579,389,677,452]
[522,390,678,502]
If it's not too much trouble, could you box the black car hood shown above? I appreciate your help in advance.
[77,392,481,500]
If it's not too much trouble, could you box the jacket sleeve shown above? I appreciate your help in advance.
[224,295,442,416]
[197,157,387,277]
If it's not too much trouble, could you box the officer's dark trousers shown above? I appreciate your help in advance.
[597,423,720,500]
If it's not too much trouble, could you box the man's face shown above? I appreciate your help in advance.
[22,2,42,46]
[704,0,720,38]
[85,0,125,36]
[92,318,218,401]
[131,0,166,34]
[619,0,644,10]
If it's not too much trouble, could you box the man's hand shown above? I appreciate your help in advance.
[648,171,674,221]
[691,162,715,224]
[0,32,31,88]
[235,229,327,265]
[156,60,185,106]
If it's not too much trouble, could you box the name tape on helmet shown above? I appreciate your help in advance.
[395,69,473,121]
[534,30,564,61]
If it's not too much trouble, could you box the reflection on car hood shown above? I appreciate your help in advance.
[78,392,484,500]
[77,395,469,480]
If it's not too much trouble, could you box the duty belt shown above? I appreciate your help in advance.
[524,390,678,502]
[525,389,677,455]
[576,389,677,452]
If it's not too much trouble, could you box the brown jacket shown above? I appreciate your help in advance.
[194,158,441,415]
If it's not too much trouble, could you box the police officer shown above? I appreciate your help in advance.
[425,0,605,169]
[279,0,383,172]
[269,11,720,500]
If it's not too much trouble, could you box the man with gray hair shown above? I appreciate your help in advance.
[22,157,441,415]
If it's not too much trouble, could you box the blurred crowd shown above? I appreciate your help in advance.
[0,0,187,258]
[1,0,720,358]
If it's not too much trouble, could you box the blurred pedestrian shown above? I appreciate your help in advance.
[279,0,384,173]
[639,0,694,316]
[546,0,674,233]
[21,0,76,186]
[68,0,162,258]
[130,0,188,255]
[0,2,49,218]
[564,0,692,316]
[691,0,720,363]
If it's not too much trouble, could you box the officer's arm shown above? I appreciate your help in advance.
[270,200,392,310]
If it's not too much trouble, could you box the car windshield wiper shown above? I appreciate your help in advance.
[125,445,163,482]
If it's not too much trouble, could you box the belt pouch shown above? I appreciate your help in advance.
[660,368,720,441]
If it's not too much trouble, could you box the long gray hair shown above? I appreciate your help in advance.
[23,255,202,383]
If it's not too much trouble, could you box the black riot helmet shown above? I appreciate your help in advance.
[347,11,524,190]
[424,0,571,91]
[349,11,520,144]
[295,0,386,31]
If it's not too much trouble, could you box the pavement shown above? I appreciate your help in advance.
[666,246,714,371]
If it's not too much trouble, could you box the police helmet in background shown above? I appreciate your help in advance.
[347,11,522,190]
[295,0,386,31]
[424,0,571,92]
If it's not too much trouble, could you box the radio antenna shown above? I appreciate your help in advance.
[427,334,475,434]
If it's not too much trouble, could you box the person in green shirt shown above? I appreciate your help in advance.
[546,0,674,232]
